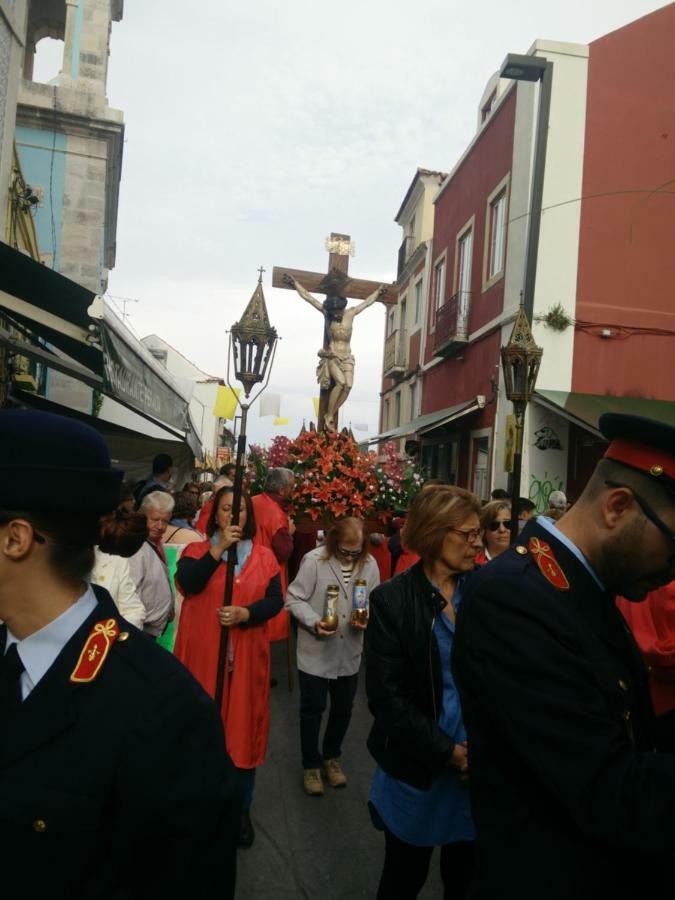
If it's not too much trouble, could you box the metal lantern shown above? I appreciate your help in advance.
[230,273,278,398]
[501,304,542,411]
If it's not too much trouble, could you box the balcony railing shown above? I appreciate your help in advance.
[397,235,416,278]
[383,328,407,376]
[433,292,471,357]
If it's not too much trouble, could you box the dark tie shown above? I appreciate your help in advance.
[0,644,25,713]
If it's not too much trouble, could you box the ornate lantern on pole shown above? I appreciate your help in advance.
[215,269,278,707]
[501,302,542,544]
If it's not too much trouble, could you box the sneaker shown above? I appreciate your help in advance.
[322,758,347,788]
[303,768,324,796]
[237,809,255,849]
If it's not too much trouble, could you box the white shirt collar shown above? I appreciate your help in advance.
[5,584,99,697]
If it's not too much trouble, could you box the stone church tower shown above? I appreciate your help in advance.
[16,0,124,293]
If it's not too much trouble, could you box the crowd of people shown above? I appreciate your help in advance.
[1,407,673,900]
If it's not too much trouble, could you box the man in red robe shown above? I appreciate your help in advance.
[252,468,296,642]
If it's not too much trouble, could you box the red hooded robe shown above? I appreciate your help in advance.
[251,492,291,641]
[174,540,279,768]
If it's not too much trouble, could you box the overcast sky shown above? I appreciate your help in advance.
[94,0,667,446]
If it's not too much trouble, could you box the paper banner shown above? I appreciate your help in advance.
[503,414,516,473]
[213,386,241,420]
[273,417,289,426]
[259,393,281,418]
[312,397,320,418]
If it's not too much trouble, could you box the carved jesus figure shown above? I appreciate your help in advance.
[284,274,387,431]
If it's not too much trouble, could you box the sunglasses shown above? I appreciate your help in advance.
[338,547,362,558]
[488,519,513,532]
[605,480,675,560]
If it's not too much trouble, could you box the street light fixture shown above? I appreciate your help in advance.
[501,303,542,543]
[216,269,278,707]
[499,52,553,322]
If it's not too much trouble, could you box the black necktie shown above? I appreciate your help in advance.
[0,644,25,713]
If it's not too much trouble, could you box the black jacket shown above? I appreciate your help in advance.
[453,519,675,900]
[364,561,455,789]
[0,586,239,900]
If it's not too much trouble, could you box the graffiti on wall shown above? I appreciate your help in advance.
[534,425,563,451]
[529,471,564,513]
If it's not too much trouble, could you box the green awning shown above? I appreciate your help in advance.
[368,398,481,444]
[535,390,675,436]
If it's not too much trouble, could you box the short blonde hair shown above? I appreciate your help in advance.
[479,500,511,531]
[323,517,370,571]
[402,485,482,563]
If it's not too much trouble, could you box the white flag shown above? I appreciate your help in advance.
[353,423,370,432]
[259,393,281,418]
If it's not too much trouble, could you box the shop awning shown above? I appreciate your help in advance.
[0,241,202,457]
[369,398,482,445]
[534,390,675,437]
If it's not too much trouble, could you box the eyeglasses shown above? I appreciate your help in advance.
[338,546,362,558]
[488,519,513,532]
[605,480,675,559]
[448,528,482,543]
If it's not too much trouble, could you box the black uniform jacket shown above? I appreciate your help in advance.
[0,586,239,900]
[453,519,675,900]
[365,561,456,789]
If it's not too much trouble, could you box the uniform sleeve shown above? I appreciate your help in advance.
[453,575,675,851]
[114,671,239,897]
[285,554,322,630]
[365,587,455,769]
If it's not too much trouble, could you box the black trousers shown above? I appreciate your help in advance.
[298,669,358,769]
[376,826,475,900]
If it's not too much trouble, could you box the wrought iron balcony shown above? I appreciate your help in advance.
[433,292,471,357]
[397,236,416,278]
[383,328,407,376]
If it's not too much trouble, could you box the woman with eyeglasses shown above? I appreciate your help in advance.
[285,517,380,797]
[365,484,482,900]
[475,500,512,565]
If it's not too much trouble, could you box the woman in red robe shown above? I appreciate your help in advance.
[174,486,281,849]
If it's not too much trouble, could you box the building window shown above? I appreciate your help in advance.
[413,279,423,324]
[488,189,506,280]
[400,297,407,332]
[471,436,490,501]
[457,228,473,300]
[384,398,390,431]
[409,381,418,419]
[433,259,446,320]
[387,308,395,337]
[394,392,401,428]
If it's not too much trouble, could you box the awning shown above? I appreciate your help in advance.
[11,389,194,485]
[534,390,675,437]
[369,398,482,445]
[0,241,202,457]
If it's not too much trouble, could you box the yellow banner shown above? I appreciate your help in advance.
[312,397,320,418]
[503,414,516,473]
[273,417,289,426]
[213,386,241,420]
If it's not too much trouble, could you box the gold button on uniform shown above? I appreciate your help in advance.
[515,546,528,556]
[623,710,631,721]
[650,464,664,476]
[117,631,130,642]
[33,819,47,833]
[618,679,628,691]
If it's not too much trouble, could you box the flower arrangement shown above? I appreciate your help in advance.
[246,432,426,526]
[372,441,425,516]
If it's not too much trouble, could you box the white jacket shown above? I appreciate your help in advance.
[90,549,146,630]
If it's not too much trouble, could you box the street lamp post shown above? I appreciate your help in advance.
[501,304,542,544]
[215,270,278,708]
[499,52,553,323]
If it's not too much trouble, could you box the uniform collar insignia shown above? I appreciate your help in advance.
[70,618,120,683]
[528,537,570,591]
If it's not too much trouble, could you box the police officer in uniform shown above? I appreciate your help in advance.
[453,413,675,900]
[0,410,239,899]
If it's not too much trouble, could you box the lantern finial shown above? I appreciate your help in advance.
[230,273,278,398]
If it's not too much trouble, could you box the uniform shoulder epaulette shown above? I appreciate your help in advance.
[70,618,124,683]
[527,537,570,591]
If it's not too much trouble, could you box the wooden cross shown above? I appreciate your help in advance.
[272,233,398,430]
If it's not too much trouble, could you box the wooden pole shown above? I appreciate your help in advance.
[215,402,249,708]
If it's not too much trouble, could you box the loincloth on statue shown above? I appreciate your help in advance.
[316,349,355,390]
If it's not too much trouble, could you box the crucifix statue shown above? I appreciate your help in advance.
[273,233,397,431]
